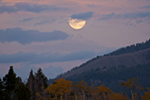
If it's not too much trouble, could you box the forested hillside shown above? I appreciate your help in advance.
[65,63,150,93]
[48,38,150,97]
[57,44,150,79]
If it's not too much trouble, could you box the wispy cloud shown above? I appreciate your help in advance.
[34,19,56,26]
[99,12,150,25]
[0,28,69,44]
[141,5,150,9]
[100,12,150,20]
[86,4,101,8]
[0,2,68,13]
[0,51,96,64]
[19,17,34,22]
[70,11,94,20]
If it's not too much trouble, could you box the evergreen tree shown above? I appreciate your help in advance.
[0,78,4,100]
[35,68,48,99]
[3,66,21,100]
[15,82,31,100]
[35,68,48,89]
[26,69,37,100]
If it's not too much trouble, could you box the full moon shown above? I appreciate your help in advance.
[69,18,86,30]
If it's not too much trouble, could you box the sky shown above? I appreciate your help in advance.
[0,0,150,81]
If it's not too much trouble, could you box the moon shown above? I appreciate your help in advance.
[69,18,86,30]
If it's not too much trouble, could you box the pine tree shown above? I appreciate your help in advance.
[3,66,21,100]
[26,69,37,100]
[0,78,4,100]
[35,68,48,99]
[35,68,48,88]
[15,82,31,100]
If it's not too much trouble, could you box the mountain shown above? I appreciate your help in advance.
[58,39,150,79]
[49,39,150,93]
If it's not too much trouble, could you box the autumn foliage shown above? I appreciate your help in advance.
[1,66,150,100]
[35,78,130,100]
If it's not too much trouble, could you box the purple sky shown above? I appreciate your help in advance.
[0,0,150,80]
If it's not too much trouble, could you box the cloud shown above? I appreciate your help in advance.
[14,65,63,81]
[19,17,34,22]
[70,11,94,20]
[0,2,68,13]
[0,51,96,64]
[86,4,100,8]
[123,12,150,19]
[99,12,150,25]
[0,28,69,44]
[100,12,150,20]
[141,5,150,9]
[34,19,56,26]
[100,13,117,20]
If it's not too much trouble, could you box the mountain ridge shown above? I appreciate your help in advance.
[47,38,150,94]
[56,39,150,79]
[60,47,150,78]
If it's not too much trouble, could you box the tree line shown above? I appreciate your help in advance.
[105,39,150,56]
[0,66,48,100]
[0,66,150,100]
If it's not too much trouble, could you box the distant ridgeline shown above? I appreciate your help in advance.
[56,38,150,78]
[105,39,150,56]
[49,38,150,94]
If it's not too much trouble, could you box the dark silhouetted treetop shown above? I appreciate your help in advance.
[3,66,22,100]
[26,69,37,100]
[3,66,21,92]
[35,68,48,88]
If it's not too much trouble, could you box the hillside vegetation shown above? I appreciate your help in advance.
[1,66,150,100]
[50,39,150,95]
[58,39,150,78]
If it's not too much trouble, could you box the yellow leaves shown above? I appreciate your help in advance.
[120,77,145,100]
[96,84,112,93]
[35,92,42,100]
[108,93,130,100]
[47,83,57,95]
[56,78,72,93]
[120,78,138,89]
[74,80,91,100]
[76,80,91,92]
[142,88,150,100]
[38,78,149,100]
[46,78,73,97]
[92,84,130,100]
[121,77,144,91]
[92,84,112,100]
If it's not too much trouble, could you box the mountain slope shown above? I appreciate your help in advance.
[57,39,150,79]
[47,39,150,94]
[60,47,150,78]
